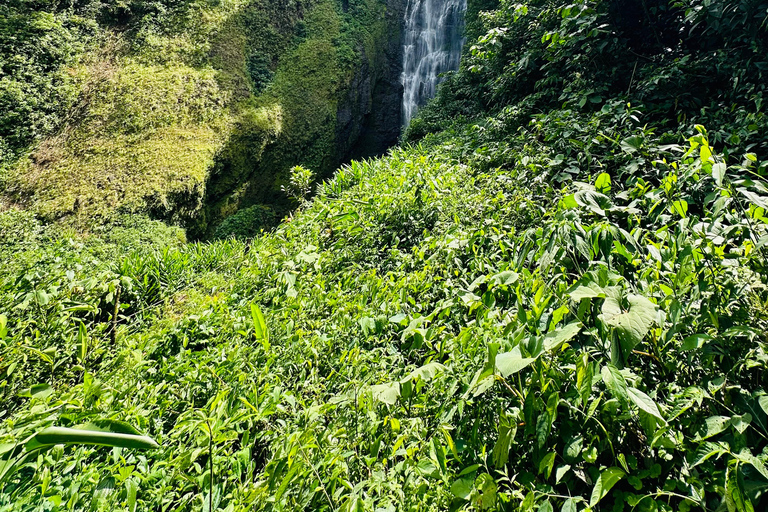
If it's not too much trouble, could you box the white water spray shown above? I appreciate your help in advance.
[400,0,466,127]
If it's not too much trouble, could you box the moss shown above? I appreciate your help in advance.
[11,62,229,220]
[3,0,398,233]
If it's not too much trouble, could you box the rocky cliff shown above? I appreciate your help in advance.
[0,0,407,237]
[191,0,408,238]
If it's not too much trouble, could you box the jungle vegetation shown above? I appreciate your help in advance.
[1,0,768,511]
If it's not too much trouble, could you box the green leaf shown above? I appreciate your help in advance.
[731,413,751,434]
[759,396,768,416]
[26,426,158,452]
[682,334,711,351]
[620,136,643,154]
[726,463,754,512]
[603,294,657,366]
[538,500,553,512]
[568,281,606,301]
[492,414,517,468]
[695,416,732,441]
[691,442,726,467]
[77,322,87,364]
[561,194,578,209]
[250,304,269,345]
[490,271,518,286]
[126,478,138,512]
[561,498,578,512]
[555,465,571,484]
[671,199,688,217]
[0,314,7,340]
[737,188,768,210]
[538,452,556,479]
[712,162,726,186]
[370,382,400,405]
[627,387,665,422]
[403,362,446,383]
[595,173,611,194]
[542,322,582,352]
[495,350,536,378]
[576,354,593,407]
[19,383,53,399]
[590,467,625,507]
[601,365,628,404]
[564,436,583,463]
[451,477,473,500]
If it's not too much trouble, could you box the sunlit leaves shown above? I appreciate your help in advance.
[589,467,625,507]
[626,387,665,423]
[725,463,755,512]
[495,350,537,377]
[250,303,270,350]
[602,294,657,367]
[600,364,628,404]
[594,172,611,194]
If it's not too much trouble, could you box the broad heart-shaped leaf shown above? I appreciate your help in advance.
[495,350,536,378]
[620,135,643,154]
[568,281,607,301]
[370,382,400,405]
[542,322,582,352]
[603,294,657,367]
[590,467,625,507]
[489,270,518,286]
[731,413,752,434]
[627,387,665,423]
[574,189,611,216]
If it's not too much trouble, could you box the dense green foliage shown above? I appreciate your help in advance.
[0,0,395,233]
[2,0,768,511]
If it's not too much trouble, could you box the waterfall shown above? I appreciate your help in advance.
[400,0,466,127]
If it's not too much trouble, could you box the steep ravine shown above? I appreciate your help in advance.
[197,0,408,239]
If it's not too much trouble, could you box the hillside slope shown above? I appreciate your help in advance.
[0,0,403,235]
[2,0,768,511]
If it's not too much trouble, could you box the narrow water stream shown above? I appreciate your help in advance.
[400,0,466,126]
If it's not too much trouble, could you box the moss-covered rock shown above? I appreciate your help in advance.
[1,0,406,234]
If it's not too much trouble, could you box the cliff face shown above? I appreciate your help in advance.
[1,0,406,235]
[337,0,405,161]
[194,0,407,237]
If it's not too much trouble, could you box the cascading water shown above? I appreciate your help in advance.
[400,0,466,127]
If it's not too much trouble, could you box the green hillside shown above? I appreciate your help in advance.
[2,0,768,511]
[1,0,400,235]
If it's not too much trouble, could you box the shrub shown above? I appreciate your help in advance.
[213,204,277,239]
